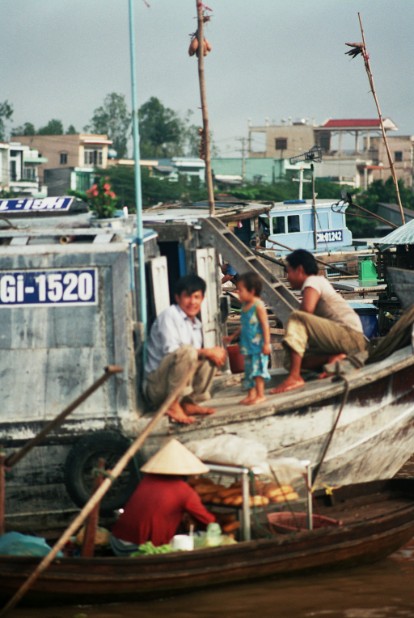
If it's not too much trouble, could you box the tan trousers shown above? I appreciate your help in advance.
[145,345,216,409]
[283,310,367,360]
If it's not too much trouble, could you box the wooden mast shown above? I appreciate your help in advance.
[196,1,215,216]
[349,14,405,226]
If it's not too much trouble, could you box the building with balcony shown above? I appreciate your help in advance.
[15,134,112,196]
[0,142,47,197]
[247,118,413,188]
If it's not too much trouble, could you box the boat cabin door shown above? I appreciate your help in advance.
[196,248,220,347]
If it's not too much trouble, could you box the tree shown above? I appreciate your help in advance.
[11,122,36,137]
[66,124,77,135]
[85,92,131,159]
[38,119,64,135]
[0,100,13,141]
[138,97,185,158]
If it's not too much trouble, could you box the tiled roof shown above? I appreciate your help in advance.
[322,119,381,128]
[320,118,397,131]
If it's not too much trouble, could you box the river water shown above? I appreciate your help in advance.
[10,537,414,618]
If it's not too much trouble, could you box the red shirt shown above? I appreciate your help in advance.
[111,475,215,547]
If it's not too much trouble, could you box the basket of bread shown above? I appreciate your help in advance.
[190,477,299,509]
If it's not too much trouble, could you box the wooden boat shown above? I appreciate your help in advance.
[386,266,414,308]
[1,201,413,526]
[148,341,414,490]
[1,478,414,605]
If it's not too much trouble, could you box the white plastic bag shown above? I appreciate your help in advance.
[186,434,268,468]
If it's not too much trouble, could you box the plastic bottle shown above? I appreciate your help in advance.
[206,523,222,547]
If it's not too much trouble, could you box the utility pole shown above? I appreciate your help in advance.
[289,146,322,250]
[292,166,311,199]
[237,137,247,181]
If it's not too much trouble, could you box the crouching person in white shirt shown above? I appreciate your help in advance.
[145,274,227,424]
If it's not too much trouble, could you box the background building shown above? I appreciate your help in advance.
[15,134,112,196]
[0,141,47,197]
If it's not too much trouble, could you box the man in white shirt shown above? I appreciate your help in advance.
[145,274,227,424]
[271,249,366,394]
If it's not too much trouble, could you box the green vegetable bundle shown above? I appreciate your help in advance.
[130,541,173,556]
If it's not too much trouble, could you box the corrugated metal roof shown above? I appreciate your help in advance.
[378,219,414,246]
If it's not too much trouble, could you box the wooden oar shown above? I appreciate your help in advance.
[0,368,196,616]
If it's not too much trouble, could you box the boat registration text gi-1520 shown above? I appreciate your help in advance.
[0,269,98,307]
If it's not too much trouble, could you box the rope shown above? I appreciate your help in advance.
[311,373,351,489]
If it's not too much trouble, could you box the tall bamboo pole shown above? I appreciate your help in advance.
[128,0,147,360]
[196,2,215,216]
[357,13,405,226]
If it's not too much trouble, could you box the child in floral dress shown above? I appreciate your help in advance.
[225,272,271,405]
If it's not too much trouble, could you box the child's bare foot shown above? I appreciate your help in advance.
[242,394,267,405]
[269,376,305,394]
[182,401,216,416]
[240,395,256,405]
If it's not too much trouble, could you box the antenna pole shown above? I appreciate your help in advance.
[357,13,405,225]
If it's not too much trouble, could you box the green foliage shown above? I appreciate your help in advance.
[139,97,185,159]
[0,188,17,199]
[85,92,131,159]
[358,178,414,211]
[0,100,13,140]
[38,119,64,135]
[66,124,77,135]
[94,165,207,209]
[11,121,35,137]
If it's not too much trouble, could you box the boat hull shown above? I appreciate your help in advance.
[149,347,414,489]
[0,480,413,605]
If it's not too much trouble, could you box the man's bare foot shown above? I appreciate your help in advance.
[327,353,347,364]
[182,401,216,416]
[319,354,347,379]
[166,410,196,424]
[166,401,196,424]
[269,377,305,394]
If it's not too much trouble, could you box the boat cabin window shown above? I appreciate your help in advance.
[287,215,300,233]
[272,216,286,234]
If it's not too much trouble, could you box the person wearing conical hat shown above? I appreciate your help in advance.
[110,439,215,553]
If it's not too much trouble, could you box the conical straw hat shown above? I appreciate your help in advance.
[141,439,209,475]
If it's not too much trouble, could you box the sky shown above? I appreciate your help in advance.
[1,0,413,156]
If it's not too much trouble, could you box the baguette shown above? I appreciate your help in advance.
[249,495,269,507]
[200,492,217,502]
[217,487,243,499]
[222,520,240,533]
[264,484,294,498]
[225,494,243,507]
[195,483,222,495]
[270,491,299,503]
